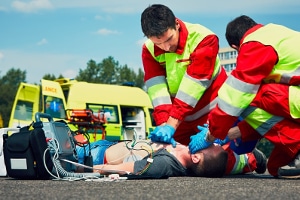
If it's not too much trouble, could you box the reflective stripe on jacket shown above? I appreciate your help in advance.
[241,106,284,137]
[145,22,221,116]
[218,23,300,118]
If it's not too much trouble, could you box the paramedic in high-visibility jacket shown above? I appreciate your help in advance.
[140,4,227,146]
[189,15,300,178]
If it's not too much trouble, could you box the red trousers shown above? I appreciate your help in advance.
[239,83,300,176]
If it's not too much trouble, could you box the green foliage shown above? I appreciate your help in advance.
[76,56,145,88]
[0,68,27,127]
[135,68,145,89]
[43,73,64,81]
[76,59,101,83]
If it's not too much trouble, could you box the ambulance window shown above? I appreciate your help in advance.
[44,95,66,119]
[87,104,119,124]
[13,100,33,121]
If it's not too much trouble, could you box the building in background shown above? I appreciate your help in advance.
[218,47,237,73]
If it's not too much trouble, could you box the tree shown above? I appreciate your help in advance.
[76,58,118,84]
[99,56,118,84]
[76,59,100,82]
[43,73,64,81]
[135,68,145,89]
[116,64,136,85]
[0,68,27,127]
[76,56,145,89]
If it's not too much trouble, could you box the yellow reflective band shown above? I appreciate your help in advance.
[243,108,273,130]
[241,106,283,136]
[231,154,247,174]
[289,86,300,118]
[219,82,256,109]
[179,76,206,100]
[147,84,169,101]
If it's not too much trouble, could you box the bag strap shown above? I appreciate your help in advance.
[19,121,35,132]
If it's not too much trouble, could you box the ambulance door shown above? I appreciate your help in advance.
[121,106,147,140]
[8,83,40,128]
[41,79,67,121]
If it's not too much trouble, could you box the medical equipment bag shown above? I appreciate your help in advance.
[3,125,53,179]
[0,128,19,176]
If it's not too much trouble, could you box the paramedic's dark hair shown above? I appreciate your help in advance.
[141,4,176,38]
[190,149,228,178]
[225,15,258,47]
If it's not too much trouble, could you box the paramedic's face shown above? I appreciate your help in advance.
[149,21,180,52]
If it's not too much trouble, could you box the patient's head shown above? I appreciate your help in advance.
[189,144,228,177]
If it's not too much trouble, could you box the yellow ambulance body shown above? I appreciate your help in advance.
[9,79,67,127]
[9,79,155,142]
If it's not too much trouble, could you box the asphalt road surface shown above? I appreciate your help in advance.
[0,173,299,200]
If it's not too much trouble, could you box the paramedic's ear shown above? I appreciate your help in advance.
[231,44,239,51]
[175,19,180,30]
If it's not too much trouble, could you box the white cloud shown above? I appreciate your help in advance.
[96,28,120,35]
[94,15,112,21]
[62,69,77,79]
[37,38,48,46]
[12,0,53,13]
[0,6,7,11]
[94,15,103,20]
[0,52,4,60]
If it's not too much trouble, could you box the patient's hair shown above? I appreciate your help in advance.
[190,148,228,178]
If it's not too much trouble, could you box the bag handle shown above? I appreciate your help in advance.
[35,112,54,122]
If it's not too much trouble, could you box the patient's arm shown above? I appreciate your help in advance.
[93,162,135,175]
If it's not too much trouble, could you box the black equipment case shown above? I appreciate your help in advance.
[3,125,53,179]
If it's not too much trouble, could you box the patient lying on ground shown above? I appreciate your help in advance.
[76,139,228,178]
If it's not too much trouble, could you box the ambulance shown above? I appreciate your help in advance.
[9,79,156,142]
[0,114,3,128]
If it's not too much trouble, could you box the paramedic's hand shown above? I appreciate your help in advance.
[189,124,212,154]
[214,136,230,146]
[148,124,177,147]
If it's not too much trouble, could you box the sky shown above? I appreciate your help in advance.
[1,0,300,84]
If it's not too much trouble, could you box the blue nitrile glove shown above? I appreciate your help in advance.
[148,124,177,147]
[214,135,230,146]
[213,117,241,146]
[188,124,212,154]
